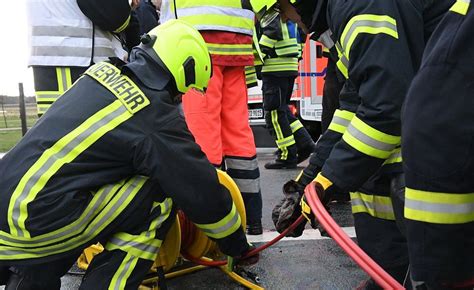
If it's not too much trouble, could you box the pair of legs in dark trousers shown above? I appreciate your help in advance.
[0,177,175,290]
[352,172,410,289]
[403,2,474,287]
[262,74,314,169]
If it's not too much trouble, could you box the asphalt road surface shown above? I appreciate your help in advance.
[1,150,368,289]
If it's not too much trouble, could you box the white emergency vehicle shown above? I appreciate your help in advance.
[247,40,328,140]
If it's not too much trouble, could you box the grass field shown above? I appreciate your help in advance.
[0,104,37,152]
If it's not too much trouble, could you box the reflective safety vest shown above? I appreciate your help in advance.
[172,0,255,36]
[259,13,302,75]
[27,0,127,67]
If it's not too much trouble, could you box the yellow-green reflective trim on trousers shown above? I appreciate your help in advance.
[342,116,400,159]
[350,192,395,220]
[271,110,287,159]
[109,253,139,290]
[328,109,355,134]
[271,110,283,140]
[0,176,148,260]
[450,0,470,15]
[105,198,172,261]
[276,135,295,148]
[146,198,173,238]
[290,120,303,133]
[0,181,123,247]
[8,100,132,238]
[196,203,241,239]
[106,233,163,261]
[276,135,295,160]
[405,188,474,224]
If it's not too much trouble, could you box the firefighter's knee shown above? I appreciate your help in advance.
[263,86,282,111]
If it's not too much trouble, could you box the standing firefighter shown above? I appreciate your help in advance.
[0,20,254,289]
[271,0,454,288]
[27,0,139,117]
[259,9,316,170]
[161,0,266,235]
[403,0,474,287]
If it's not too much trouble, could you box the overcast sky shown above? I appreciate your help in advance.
[0,1,34,96]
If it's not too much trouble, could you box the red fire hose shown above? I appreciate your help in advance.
[305,183,404,290]
[181,215,306,267]
[182,184,405,289]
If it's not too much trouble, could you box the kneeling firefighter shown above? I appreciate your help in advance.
[0,20,256,290]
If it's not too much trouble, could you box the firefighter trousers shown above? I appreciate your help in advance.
[32,66,86,117]
[321,58,344,133]
[182,65,262,224]
[403,1,474,287]
[351,172,409,286]
[262,74,297,162]
[0,176,175,290]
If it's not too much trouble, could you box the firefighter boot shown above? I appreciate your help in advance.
[246,220,263,235]
[264,159,298,169]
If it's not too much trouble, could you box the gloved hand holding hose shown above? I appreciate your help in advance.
[272,163,335,237]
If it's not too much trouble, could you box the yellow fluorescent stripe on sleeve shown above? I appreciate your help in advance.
[344,117,400,158]
[450,0,470,15]
[196,203,242,239]
[334,109,355,120]
[383,148,402,165]
[342,133,392,159]
[295,170,304,182]
[336,59,349,79]
[350,116,401,144]
[328,123,347,134]
[341,14,398,58]
[314,173,333,190]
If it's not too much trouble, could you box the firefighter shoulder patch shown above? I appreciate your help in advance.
[85,62,150,114]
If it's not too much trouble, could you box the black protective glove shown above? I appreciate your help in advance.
[272,180,318,237]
